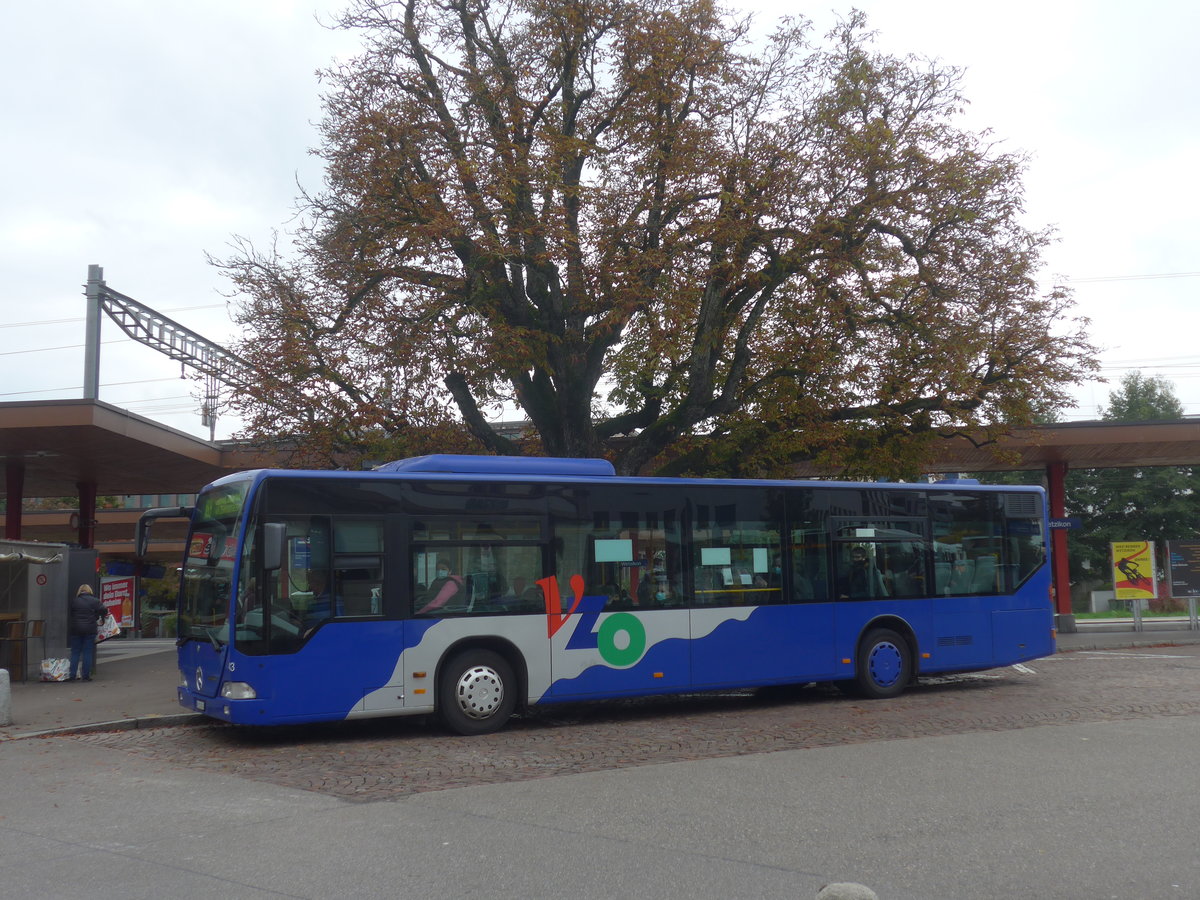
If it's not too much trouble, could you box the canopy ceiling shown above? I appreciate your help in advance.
[2,400,238,497]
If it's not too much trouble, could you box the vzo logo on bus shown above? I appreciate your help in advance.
[537,575,647,667]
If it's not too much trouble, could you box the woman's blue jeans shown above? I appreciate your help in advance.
[68,633,95,680]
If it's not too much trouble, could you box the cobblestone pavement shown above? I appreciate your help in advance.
[70,646,1200,802]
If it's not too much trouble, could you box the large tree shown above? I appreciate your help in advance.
[216,0,1097,475]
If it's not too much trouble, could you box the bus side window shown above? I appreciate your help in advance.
[558,494,685,612]
[885,544,928,599]
[691,490,782,607]
[971,555,998,593]
[412,541,546,616]
[331,520,384,618]
[412,551,468,615]
[789,528,828,603]
[332,557,383,617]
[838,545,889,599]
[934,560,950,594]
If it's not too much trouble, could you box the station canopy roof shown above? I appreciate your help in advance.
[1,400,252,497]
[2,400,1199,499]
[794,418,1200,477]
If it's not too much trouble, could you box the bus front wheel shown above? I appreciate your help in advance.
[853,628,912,700]
[438,649,517,735]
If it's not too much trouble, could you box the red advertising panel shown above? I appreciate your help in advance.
[100,576,136,628]
[189,532,213,560]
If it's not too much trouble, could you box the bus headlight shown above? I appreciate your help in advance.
[220,682,257,700]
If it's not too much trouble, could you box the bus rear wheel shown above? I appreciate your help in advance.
[853,628,912,699]
[438,649,517,735]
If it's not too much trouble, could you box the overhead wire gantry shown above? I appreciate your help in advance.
[83,264,251,440]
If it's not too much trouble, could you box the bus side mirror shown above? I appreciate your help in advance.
[262,523,286,571]
[136,506,193,557]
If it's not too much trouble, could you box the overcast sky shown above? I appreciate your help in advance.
[2,0,1196,444]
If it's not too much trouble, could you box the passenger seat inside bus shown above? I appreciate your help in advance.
[971,556,998,593]
[946,559,976,594]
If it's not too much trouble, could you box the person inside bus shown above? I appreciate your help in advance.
[416,556,465,614]
[651,579,685,608]
[601,581,632,609]
[840,546,889,599]
[636,576,653,606]
[768,554,784,587]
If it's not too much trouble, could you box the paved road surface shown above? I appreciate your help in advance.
[63,647,1200,800]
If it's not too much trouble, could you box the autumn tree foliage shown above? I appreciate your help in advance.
[216,0,1097,476]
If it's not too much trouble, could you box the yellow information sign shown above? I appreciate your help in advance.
[1111,541,1158,600]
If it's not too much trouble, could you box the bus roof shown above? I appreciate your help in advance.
[374,454,616,478]
[203,454,1042,497]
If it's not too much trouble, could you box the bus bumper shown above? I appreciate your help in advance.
[178,687,241,723]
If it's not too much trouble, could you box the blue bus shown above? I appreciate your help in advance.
[138,455,1054,734]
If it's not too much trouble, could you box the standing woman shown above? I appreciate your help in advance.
[68,584,106,681]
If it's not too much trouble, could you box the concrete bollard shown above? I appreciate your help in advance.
[0,669,11,726]
[817,885,879,900]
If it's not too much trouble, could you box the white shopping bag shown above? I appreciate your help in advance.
[40,658,72,682]
[97,614,121,642]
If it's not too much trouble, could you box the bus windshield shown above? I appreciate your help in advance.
[180,480,249,645]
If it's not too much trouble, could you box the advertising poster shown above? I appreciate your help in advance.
[1167,541,1200,598]
[1111,541,1158,601]
[101,576,136,627]
[188,532,212,561]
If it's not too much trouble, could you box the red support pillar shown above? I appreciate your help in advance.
[77,481,97,549]
[5,461,23,540]
[1046,461,1073,626]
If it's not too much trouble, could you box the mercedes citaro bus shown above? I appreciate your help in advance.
[138,455,1054,734]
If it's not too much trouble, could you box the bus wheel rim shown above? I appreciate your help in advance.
[868,641,902,687]
[454,664,505,720]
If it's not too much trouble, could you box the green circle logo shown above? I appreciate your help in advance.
[597,613,647,667]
